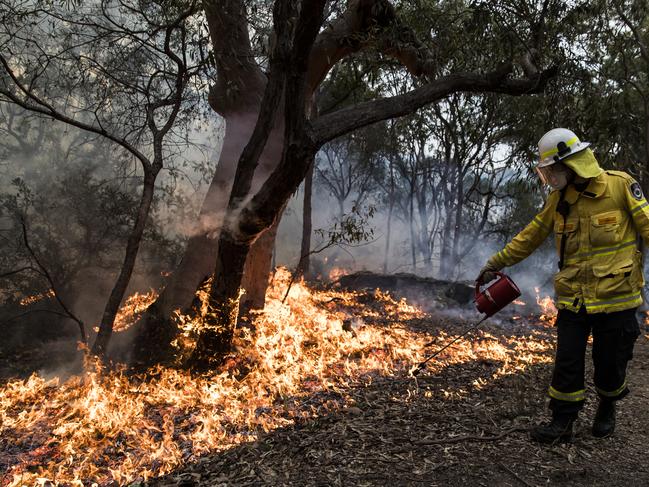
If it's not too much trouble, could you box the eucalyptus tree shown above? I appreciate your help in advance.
[315,135,377,222]
[426,94,513,278]
[179,0,561,370]
[0,0,209,355]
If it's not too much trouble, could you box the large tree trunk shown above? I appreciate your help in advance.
[155,113,279,318]
[188,137,320,370]
[132,114,284,364]
[187,236,251,370]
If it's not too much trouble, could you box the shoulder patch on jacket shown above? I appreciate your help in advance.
[629,181,644,201]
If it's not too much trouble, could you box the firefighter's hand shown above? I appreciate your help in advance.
[476,262,500,285]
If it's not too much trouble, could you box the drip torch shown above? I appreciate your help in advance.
[412,272,521,375]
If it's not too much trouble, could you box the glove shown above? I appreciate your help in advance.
[476,261,501,285]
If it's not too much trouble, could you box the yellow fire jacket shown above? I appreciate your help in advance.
[488,170,649,313]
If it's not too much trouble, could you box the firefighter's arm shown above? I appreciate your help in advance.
[486,192,557,270]
[624,177,649,244]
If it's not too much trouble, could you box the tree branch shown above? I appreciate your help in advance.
[20,217,87,344]
[0,54,151,168]
[312,63,558,145]
[307,0,403,92]
[204,0,267,113]
[0,309,72,328]
[614,2,649,66]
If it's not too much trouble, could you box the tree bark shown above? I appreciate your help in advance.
[297,158,314,277]
[186,236,251,370]
[152,113,273,318]
[188,135,319,368]
[240,218,281,310]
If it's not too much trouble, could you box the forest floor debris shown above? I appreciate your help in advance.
[1,271,648,486]
[147,291,649,487]
[149,324,649,487]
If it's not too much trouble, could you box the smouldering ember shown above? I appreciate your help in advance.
[512,299,526,306]
[19,289,55,307]
[1,269,554,485]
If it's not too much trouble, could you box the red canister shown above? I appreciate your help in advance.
[474,272,521,317]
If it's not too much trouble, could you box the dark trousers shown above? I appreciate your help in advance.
[549,306,641,418]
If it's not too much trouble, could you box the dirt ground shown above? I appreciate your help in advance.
[148,313,649,487]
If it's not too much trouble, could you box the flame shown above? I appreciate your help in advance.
[0,268,554,485]
[113,290,158,333]
[91,290,158,334]
[19,290,55,307]
[328,267,349,282]
[534,287,557,324]
[512,299,526,306]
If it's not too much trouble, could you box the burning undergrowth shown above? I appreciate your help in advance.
[1,269,557,486]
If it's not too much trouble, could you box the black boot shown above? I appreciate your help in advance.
[530,415,575,444]
[592,400,616,438]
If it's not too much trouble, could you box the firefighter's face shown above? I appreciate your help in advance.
[535,162,571,190]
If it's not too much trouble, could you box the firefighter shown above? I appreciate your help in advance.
[477,128,645,443]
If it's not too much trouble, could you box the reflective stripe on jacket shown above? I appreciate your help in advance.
[488,170,649,313]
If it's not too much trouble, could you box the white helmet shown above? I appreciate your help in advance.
[537,128,590,168]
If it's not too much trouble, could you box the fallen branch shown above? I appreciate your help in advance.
[390,426,528,452]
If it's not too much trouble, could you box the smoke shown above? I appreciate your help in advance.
[275,178,559,308]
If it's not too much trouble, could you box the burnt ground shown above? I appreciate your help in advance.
[148,312,649,487]
[2,281,648,487]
